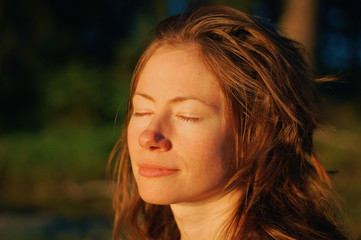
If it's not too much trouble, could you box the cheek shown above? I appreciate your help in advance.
[127,119,141,157]
[194,126,227,155]
[180,127,228,173]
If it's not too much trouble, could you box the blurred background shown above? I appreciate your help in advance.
[0,0,360,239]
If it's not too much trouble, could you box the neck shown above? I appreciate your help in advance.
[170,190,241,240]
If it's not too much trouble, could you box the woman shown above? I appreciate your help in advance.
[109,5,346,240]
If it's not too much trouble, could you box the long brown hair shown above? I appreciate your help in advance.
[109,5,346,240]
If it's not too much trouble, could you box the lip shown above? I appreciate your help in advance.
[138,163,179,178]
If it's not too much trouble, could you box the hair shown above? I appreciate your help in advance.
[108,4,346,240]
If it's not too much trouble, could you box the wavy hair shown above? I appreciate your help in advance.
[109,5,346,240]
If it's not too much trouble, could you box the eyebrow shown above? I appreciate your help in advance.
[133,92,216,108]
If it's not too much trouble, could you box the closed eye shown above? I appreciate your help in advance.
[176,115,201,123]
[133,112,153,117]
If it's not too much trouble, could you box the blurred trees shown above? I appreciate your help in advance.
[1,0,360,134]
[279,0,318,66]
[1,0,142,132]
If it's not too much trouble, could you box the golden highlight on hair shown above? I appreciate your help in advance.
[109,5,346,240]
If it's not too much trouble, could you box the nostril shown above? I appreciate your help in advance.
[139,130,172,151]
[159,138,172,151]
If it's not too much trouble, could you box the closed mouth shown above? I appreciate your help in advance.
[138,164,179,178]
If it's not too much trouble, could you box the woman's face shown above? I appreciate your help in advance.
[127,45,231,205]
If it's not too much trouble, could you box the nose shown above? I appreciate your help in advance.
[139,129,172,151]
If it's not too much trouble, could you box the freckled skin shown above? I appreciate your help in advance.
[127,45,230,205]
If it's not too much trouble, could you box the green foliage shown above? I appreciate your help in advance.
[0,125,117,238]
[36,62,129,127]
[0,125,118,180]
[314,102,361,240]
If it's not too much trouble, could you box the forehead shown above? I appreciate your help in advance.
[135,45,222,99]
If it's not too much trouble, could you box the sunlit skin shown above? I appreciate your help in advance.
[127,45,240,239]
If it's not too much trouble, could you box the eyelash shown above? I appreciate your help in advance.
[133,112,201,123]
[176,115,201,123]
[133,112,152,117]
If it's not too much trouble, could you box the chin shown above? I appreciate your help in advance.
[135,177,183,205]
[139,192,175,205]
